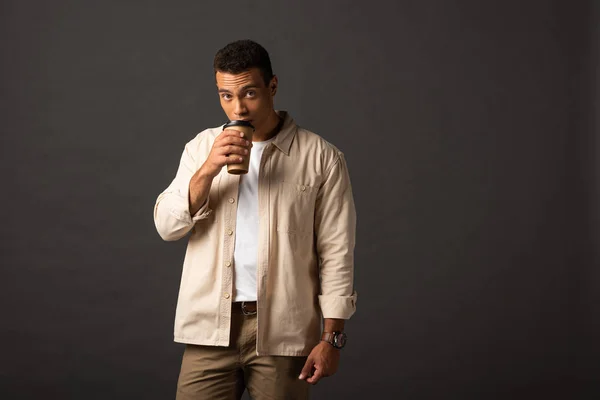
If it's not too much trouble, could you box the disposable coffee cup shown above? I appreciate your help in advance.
[223,120,255,175]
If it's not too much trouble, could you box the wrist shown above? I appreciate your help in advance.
[197,164,218,180]
[322,318,345,334]
[319,340,340,352]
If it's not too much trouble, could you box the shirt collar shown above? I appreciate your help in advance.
[271,110,296,156]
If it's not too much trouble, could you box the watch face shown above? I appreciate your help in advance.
[334,332,347,348]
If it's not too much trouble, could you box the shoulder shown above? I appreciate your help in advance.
[182,126,222,157]
[188,125,222,146]
[294,126,344,170]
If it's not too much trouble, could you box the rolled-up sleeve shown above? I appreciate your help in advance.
[314,152,357,319]
[154,141,212,241]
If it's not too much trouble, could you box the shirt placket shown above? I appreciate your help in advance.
[255,143,274,355]
[219,172,240,345]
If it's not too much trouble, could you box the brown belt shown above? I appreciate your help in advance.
[232,301,257,315]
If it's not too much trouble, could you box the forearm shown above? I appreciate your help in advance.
[189,166,215,215]
[323,318,345,333]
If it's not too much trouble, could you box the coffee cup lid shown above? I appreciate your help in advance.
[223,120,255,130]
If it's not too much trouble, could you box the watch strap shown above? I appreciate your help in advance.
[321,332,335,346]
[321,331,345,349]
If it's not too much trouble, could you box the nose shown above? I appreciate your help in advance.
[233,99,248,118]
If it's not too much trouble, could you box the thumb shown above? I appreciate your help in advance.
[298,357,314,380]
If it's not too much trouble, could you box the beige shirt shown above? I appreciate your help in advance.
[153,111,357,356]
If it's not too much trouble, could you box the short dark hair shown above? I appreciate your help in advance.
[213,40,274,86]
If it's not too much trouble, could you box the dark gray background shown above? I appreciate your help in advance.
[1,0,597,399]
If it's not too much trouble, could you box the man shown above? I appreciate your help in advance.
[154,39,357,399]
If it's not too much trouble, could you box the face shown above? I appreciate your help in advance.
[216,68,277,132]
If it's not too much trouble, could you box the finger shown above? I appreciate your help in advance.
[214,155,241,167]
[221,128,248,139]
[215,132,250,147]
[219,136,251,147]
[214,130,246,146]
[298,358,314,380]
[223,155,244,164]
[306,369,323,385]
[218,145,249,156]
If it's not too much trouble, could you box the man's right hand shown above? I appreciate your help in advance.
[188,129,251,215]
[200,129,252,178]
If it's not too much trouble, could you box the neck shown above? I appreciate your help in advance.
[254,111,281,142]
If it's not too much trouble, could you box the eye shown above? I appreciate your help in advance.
[245,90,256,98]
[221,93,232,100]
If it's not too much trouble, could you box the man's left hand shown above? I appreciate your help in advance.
[298,341,340,384]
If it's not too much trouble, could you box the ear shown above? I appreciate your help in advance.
[270,75,278,96]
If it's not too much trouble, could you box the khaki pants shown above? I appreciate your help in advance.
[176,308,310,400]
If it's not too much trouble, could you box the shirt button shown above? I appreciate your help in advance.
[228,198,235,204]
[227,230,233,236]
[224,293,230,299]
[301,186,306,191]
[225,261,231,267]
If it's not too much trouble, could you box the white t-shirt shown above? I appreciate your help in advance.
[233,136,276,302]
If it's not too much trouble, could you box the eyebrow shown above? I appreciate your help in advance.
[218,84,259,94]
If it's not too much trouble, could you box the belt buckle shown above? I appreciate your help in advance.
[241,301,256,316]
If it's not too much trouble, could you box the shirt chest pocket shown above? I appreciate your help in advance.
[276,182,318,236]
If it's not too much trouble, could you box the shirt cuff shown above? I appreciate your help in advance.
[318,291,357,319]
[165,189,192,223]
[191,198,212,221]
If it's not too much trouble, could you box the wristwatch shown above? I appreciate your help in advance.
[321,331,347,349]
